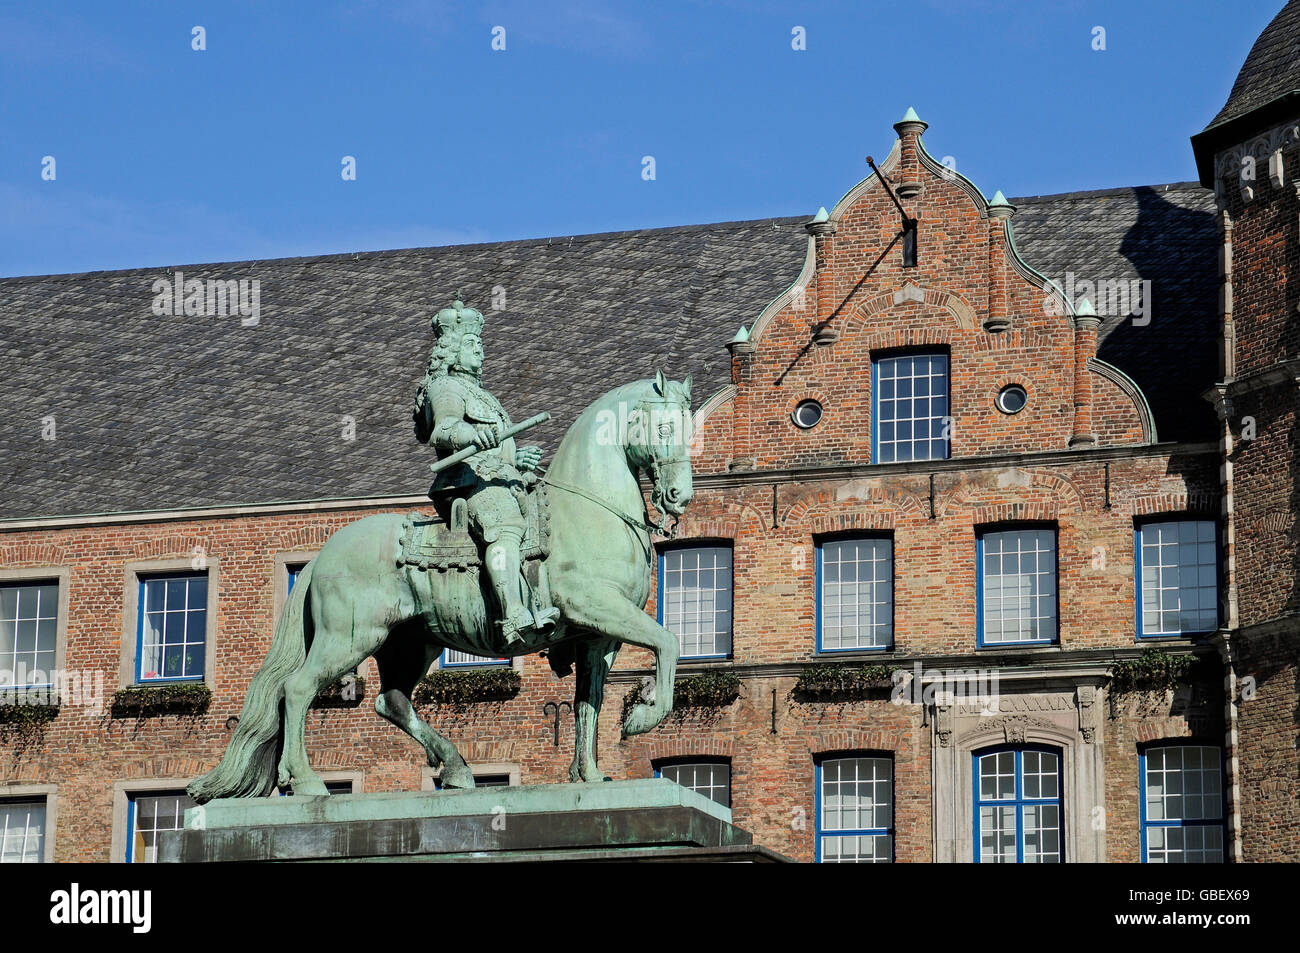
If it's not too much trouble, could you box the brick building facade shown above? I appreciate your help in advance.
[1,5,1297,863]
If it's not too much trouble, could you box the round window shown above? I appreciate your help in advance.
[996,384,1027,415]
[792,399,823,429]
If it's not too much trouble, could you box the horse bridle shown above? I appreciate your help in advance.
[540,394,690,540]
[540,473,680,540]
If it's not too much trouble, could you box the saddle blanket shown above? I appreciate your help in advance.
[396,483,550,572]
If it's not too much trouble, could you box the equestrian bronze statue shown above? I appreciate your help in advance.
[189,298,694,800]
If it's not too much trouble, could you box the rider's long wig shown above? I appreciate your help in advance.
[425,300,485,378]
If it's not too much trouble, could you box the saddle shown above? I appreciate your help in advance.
[396,482,551,573]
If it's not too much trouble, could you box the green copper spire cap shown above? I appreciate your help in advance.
[812,206,830,223]
[894,106,929,137]
[986,189,1017,220]
[730,325,750,343]
[1075,297,1097,317]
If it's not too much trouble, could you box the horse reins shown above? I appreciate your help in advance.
[539,473,681,540]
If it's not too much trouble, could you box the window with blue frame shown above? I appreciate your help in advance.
[126,791,195,863]
[286,562,307,593]
[817,537,893,651]
[974,747,1063,863]
[815,755,893,863]
[656,759,731,807]
[278,780,357,796]
[0,581,58,689]
[872,352,950,463]
[440,647,510,667]
[432,772,510,790]
[658,544,733,659]
[1136,520,1219,638]
[136,572,207,683]
[1140,745,1224,863]
[977,526,1058,646]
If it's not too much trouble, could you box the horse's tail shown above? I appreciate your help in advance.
[187,560,315,804]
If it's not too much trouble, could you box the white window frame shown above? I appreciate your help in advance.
[655,760,732,807]
[1136,520,1219,638]
[0,568,70,692]
[120,559,219,690]
[0,784,57,863]
[1140,745,1225,863]
[977,526,1058,646]
[816,755,894,863]
[872,351,951,464]
[658,544,733,660]
[422,762,521,790]
[111,780,196,864]
[817,536,893,651]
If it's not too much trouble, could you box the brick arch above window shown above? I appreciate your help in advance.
[854,283,977,330]
[645,738,735,763]
[272,524,338,552]
[666,515,745,541]
[121,756,211,780]
[1127,490,1221,518]
[132,535,215,562]
[0,542,68,567]
[854,327,954,354]
[782,483,925,526]
[936,469,1085,519]
[809,730,908,756]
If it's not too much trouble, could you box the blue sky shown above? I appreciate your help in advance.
[0,0,1281,277]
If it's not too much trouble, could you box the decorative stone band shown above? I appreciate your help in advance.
[1213,115,1300,203]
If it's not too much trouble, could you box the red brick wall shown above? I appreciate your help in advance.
[1216,140,1300,862]
[0,122,1244,864]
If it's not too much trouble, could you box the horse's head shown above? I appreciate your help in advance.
[629,370,695,528]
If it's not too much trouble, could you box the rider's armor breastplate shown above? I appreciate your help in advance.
[428,374,516,495]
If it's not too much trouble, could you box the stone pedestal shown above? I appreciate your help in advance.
[157,779,789,863]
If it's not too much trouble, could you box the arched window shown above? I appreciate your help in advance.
[973,746,1063,863]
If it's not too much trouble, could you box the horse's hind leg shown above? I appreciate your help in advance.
[279,619,386,797]
[373,639,476,790]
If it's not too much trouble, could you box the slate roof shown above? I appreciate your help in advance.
[0,182,1219,521]
[0,218,808,520]
[1009,181,1219,444]
[1205,0,1300,131]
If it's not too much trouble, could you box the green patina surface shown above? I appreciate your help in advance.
[187,297,698,803]
[187,778,731,830]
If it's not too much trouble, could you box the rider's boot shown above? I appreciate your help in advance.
[485,528,556,648]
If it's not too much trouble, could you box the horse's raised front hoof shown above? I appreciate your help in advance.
[621,702,661,738]
[439,764,477,790]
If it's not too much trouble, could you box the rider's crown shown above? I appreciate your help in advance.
[432,298,485,340]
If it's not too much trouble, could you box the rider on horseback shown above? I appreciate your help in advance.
[412,299,560,648]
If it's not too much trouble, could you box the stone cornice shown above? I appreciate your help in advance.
[1209,112,1300,199]
[607,643,1219,683]
[696,440,1216,491]
[1212,358,1300,400]
[0,493,430,533]
[0,438,1219,532]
